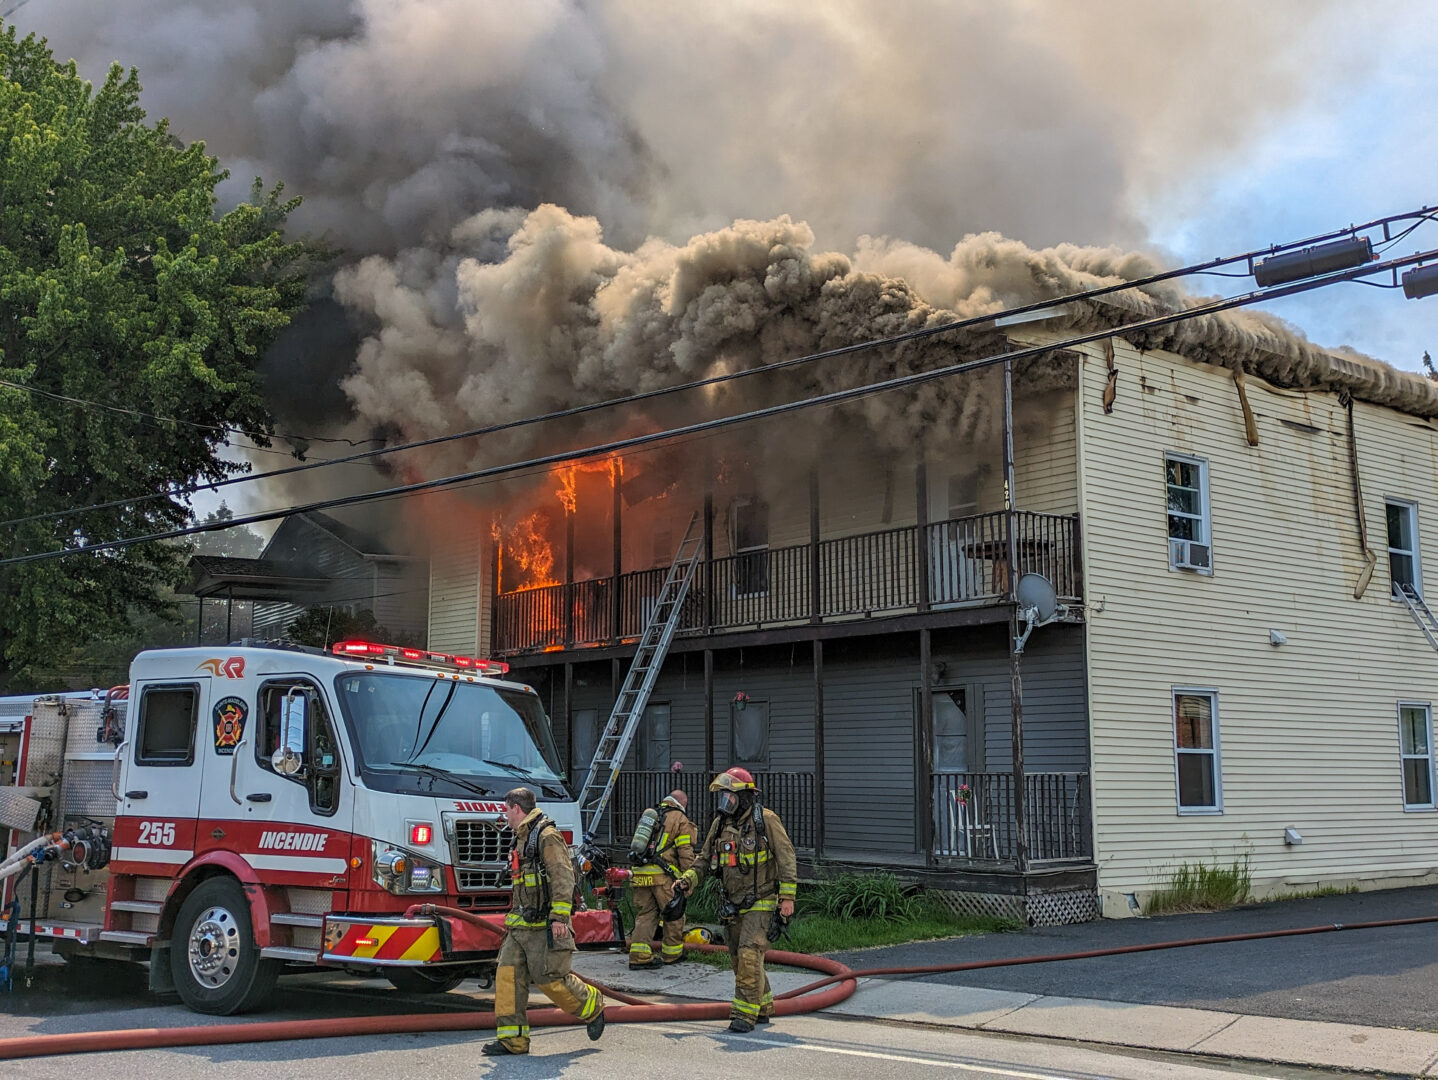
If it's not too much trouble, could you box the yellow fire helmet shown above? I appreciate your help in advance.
[684,927,714,944]
[709,766,755,793]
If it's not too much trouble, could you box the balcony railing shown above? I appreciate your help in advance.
[603,769,817,851]
[494,510,1079,655]
[932,770,1091,864]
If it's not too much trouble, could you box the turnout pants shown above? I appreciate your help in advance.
[629,880,686,965]
[725,906,774,1024]
[494,927,603,1053]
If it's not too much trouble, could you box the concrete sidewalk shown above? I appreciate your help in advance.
[576,946,1438,1076]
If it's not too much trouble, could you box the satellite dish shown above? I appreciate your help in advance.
[1016,574,1059,623]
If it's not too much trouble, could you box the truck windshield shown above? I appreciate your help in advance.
[335,673,564,795]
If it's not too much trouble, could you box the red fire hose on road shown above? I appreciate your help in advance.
[0,946,854,1060]
[4,912,1438,1060]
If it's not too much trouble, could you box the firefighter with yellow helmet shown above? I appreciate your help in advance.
[627,789,699,968]
[483,787,605,1056]
[675,767,797,1032]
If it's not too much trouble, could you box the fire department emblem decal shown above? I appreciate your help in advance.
[213,697,248,754]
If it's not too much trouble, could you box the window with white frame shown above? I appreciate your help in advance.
[731,497,770,596]
[1166,454,1212,572]
[1173,689,1221,811]
[1398,703,1434,809]
[1387,499,1421,598]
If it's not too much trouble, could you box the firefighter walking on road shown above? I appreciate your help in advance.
[483,787,605,1057]
[627,789,698,969]
[676,767,797,1032]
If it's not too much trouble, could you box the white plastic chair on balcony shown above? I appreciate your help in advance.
[953,792,997,859]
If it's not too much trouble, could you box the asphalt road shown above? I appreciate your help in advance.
[831,884,1438,1031]
[0,973,1354,1080]
[6,885,1438,1077]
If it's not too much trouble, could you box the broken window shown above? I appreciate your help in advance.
[731,497,769,596]
[1386,499,1421,598]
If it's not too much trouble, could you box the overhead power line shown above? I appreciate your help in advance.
[6,203,1433,533]
[6,241,1435,568]
[0,379,383,449]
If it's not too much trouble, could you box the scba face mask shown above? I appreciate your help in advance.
[715,791,740,816]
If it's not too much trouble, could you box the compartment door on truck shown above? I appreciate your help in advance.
[195,675,354,901]
[113,680,210,873]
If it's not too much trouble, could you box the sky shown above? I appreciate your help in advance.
[7,0,1438,524]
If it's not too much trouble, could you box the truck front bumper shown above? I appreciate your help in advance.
[321,907,622,967]
[321,913,503,966]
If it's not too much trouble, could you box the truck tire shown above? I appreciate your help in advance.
[170,877,279,1015]
[384,967,468,994]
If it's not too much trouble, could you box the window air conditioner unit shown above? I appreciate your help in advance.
[1170,539,1212,571]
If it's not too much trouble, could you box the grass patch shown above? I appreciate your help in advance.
[1144,858,1252,915]
[1261,883,1359,903]
[662,873,1018,958]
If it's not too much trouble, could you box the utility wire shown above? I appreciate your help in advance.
[6,243,1434,568]
[6,203,1434,533]
[0,378,383,448]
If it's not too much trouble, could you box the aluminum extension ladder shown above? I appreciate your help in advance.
[576,511,704,841]
[1397,582,1438,652]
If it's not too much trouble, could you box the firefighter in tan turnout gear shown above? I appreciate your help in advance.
[676,767,797,1032]
[483,787,605,1057]
[627,789,698,969]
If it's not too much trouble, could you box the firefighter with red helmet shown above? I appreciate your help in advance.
[676,767,797,1032]
[627,789,699,969]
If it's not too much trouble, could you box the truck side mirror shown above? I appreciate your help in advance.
[273,690,308,776]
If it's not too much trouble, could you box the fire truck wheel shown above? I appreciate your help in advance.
[170,877,280,1015]
[384,967,468,994]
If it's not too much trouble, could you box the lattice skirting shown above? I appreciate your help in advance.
[927,885,1098,927]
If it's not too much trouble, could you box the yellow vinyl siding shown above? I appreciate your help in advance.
[1078,339,1438,912]
[1014,387,1078,515]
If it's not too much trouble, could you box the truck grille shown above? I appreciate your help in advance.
[451,819,511,866]
[456,868,507,891]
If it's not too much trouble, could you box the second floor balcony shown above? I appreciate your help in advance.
[493,509,1081,656]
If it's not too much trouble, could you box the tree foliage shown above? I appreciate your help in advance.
[284,607,391,650]
[0,27,315,689]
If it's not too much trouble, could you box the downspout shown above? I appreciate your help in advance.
[1343,392,1379,599]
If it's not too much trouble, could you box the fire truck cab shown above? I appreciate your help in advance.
[1,641,618,1014]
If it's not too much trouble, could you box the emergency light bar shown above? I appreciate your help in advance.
[331,640,510,676]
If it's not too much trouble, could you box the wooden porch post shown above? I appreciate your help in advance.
[809,468,821,623]
[564,502,576,649]
[703,648,715,776]
[562,661,574,772]
[918,628,934,859]
[1004,357,1030,873]
[915,457,930,612]
[703,493,715,634]
[611,460,623,642]
[812,638,825,858]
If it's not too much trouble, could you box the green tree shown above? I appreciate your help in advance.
[284,607,392,650]
[191,503,266,559]
[0,27,315,690]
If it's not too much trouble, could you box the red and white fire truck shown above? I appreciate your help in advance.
[0,640,620,1013]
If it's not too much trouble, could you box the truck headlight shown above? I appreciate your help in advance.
[371,840,444,895]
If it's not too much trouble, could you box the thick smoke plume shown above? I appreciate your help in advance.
[13,0,1427,513]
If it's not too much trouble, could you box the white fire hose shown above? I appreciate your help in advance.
[0,834,64,879]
